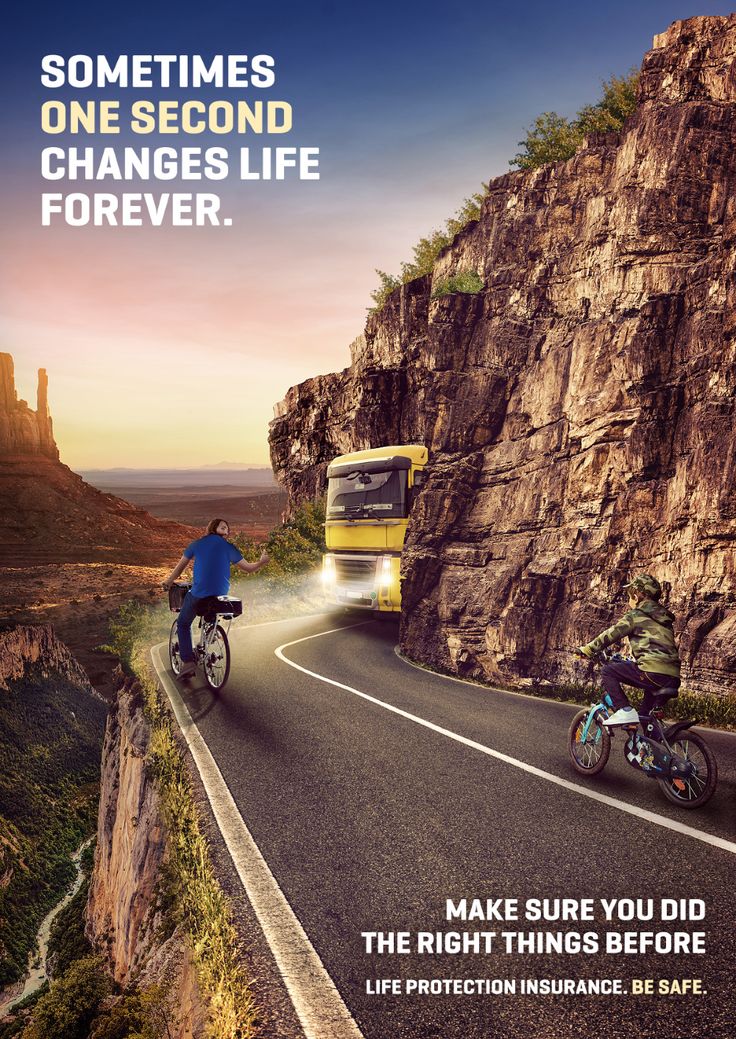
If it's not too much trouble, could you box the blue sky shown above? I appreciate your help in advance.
[1,1,732,465]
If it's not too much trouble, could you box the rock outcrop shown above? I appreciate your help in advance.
[87,676,206,1037]
[269,16,736,696]
[0,355,58,461]
[0,623,91,692]
[0,354,196,564]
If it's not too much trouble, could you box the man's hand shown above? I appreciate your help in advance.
[236,549,270,574]
[573,646,594,659]
[163,554,192,590]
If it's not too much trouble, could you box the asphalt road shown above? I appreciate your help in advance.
[155,612,736,1039]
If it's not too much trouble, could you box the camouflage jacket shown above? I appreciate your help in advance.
[580,598,680,677]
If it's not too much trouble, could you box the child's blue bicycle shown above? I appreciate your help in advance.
[567,651,717,809]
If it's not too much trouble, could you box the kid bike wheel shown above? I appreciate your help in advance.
[657,731,717,809]
[168,620,183,676]
[568,709,611,775]
[203,623,231,692]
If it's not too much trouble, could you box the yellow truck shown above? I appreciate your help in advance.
[322,444,428,612]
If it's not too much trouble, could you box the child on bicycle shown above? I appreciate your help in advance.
[163,517,269,679]
[574,574,681,727]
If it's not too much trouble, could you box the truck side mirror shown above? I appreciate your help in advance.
[413,470,427,488]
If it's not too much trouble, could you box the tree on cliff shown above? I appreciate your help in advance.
[511,70,639,170]
[369,69,638,312]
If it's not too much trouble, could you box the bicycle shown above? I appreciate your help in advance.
[567,651,717,809]
[167,581,242,692]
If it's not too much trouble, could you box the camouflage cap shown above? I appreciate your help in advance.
[624,573,662,600]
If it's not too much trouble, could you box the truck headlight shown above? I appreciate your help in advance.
[380,556,392,595]
[322,555,336,588]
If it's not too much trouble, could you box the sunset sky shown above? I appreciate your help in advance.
[1,0,730,469]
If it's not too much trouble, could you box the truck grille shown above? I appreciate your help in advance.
[334,557,376,583]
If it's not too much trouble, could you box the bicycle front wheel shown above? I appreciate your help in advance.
[657,731,717,809]
[568,709,611,775]
[169,619,183,677]
[203,624,231,692]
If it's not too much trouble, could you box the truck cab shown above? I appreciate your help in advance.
[322,444,428,611]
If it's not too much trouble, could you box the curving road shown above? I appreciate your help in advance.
[152,612,736,1039]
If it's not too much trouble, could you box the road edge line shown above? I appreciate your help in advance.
[274,629,736,858]
[394,644,736,739]
[150,643,365,1039]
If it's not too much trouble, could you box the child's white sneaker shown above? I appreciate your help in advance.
[603,707,639,727]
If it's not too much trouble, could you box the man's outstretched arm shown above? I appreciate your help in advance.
[235,550,269,574]
[162,554,193,590]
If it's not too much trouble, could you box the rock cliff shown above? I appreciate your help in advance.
[0,354,195,564]
[87,676,206,1037]
[269,15,736,695]
[0,354,58,461]
[0,623,90,692]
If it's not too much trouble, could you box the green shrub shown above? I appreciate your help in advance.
[89,985,173,1039]
[510,111,585,169]
[100,601,162,673]
[369,270,401,312]
[370,190,485,311]
[511,70,639,170]
[232,499,326,579]
[432,269,484,298]
[21,956,111,1039]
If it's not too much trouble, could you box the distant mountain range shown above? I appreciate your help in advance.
[199,462,273,470]
[82,463,273,472]
[78,467,278,489]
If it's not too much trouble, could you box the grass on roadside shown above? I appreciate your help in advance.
[100,624,259,1039]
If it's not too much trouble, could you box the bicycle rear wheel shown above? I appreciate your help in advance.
[203,623,231,691]
[169,619,183,676]
[657,732,717,809]
[568,709,611,775]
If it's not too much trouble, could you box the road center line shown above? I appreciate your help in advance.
[151,643,365,1039]
[274,625,736,857]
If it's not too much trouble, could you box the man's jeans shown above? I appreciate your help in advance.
[177,590,202,663]
[601,659,680,712]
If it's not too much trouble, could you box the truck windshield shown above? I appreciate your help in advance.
[326,469,407,519]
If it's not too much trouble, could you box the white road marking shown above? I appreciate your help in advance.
[275,625,736,857]
[151,643,365,1039]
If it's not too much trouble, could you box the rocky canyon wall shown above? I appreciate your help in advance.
[0,623,90,691]
[87,676,206,1037]
[269,16,736,695]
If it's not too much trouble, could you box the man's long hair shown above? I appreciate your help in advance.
[206,517,229,536]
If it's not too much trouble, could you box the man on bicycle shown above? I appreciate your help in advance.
[162,517,269,679]
[574,574,680,727]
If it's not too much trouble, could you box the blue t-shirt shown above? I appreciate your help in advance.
[184,534,243,597]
